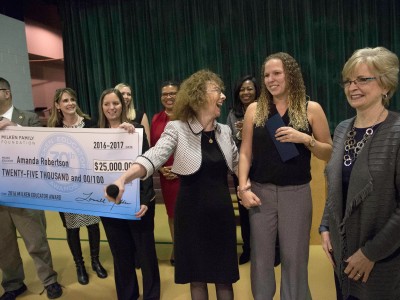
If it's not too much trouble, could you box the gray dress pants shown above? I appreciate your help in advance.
[249,182,312,300]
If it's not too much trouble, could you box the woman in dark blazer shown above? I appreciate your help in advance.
[320,47,400,300]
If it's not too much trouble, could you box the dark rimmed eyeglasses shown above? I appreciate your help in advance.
[340,77,377,88]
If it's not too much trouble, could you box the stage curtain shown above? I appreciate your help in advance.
[57,0,400,130]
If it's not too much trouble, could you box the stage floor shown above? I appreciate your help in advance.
[0,206,336,299]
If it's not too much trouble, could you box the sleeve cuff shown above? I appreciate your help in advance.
[319,225,329,234]
[135,156,155,180]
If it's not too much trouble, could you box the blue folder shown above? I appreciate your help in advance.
[265,113,299,162]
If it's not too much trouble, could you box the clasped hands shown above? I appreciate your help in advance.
[237,181,261,209]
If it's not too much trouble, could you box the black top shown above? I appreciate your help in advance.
[174,131,239,284]
[250,104,312,186]
[55,117,97,128]
[133,110,144,124]
[132,122,155,206]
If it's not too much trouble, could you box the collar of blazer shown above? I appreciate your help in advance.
[187,117,221,135]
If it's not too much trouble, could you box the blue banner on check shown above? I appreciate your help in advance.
[0,127,143,220]
[265,113,299,162]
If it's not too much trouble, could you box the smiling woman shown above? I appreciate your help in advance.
[151,80,180,266]
[105,69,240,300]
[97,88,160,300]
[47,87,108,286]
[226,75,260,265]
[238,52,332,300]
[115,83,151,144]
[320,47,400,300]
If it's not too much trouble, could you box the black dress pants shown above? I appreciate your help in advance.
[102,200,160,300]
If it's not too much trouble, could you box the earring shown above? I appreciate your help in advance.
[57,109,61,113]
[383,93,388,99]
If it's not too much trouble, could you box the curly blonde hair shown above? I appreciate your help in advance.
[172,69,224,122]
[255,52,308,130]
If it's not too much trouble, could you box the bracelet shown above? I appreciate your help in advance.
[238,187,251,194]
[235,130,242,141]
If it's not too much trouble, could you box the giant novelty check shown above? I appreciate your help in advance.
[0,126,142,220]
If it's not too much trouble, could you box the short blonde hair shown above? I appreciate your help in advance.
[342,47,399,106]
[173,70,224,122]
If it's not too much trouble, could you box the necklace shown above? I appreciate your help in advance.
[63,114,78,126]
[203,130,214,144]
[63,116,84,128]
[343,108,386,166]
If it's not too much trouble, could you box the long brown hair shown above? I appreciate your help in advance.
[98,88,129,128]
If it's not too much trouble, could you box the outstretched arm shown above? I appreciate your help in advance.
[105,163,146,204]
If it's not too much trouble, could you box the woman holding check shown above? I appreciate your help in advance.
[48,87,107,285]
[99,88,160,300]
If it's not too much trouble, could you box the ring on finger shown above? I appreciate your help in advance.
[356,272,362,278]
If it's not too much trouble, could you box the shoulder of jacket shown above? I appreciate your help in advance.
[387,111,400,125]
[218,123,230,131]
[13,107,27,115]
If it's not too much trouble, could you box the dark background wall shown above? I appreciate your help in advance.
[57,0,400,131]
[1,0,399,131]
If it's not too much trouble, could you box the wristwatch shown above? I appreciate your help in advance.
[308,135,316,147]
[236,130,242,141]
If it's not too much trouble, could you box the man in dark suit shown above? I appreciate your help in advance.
[0,77,62,300]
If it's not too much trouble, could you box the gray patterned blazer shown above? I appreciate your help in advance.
[136,117,238,179]
[321,111,400,299]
